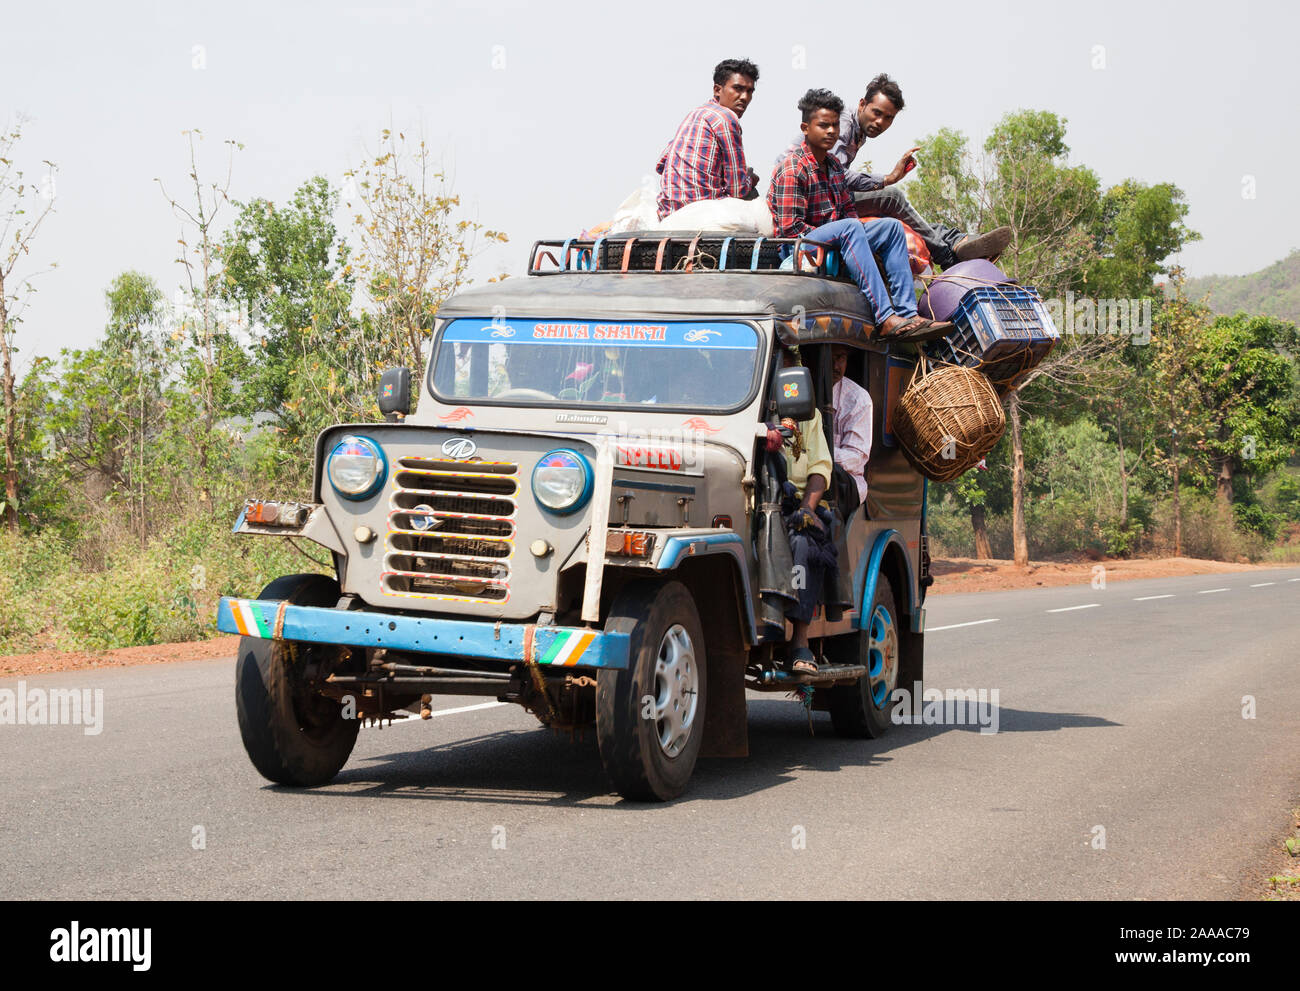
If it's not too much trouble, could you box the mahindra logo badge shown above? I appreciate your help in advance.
[441,437,477,459]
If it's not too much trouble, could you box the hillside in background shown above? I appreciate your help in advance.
[1184,250,1300,324]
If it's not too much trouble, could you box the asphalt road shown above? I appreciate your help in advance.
[3,569,1298,899]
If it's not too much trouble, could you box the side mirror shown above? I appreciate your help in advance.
[378,367,411,422]
[774,366,815,422]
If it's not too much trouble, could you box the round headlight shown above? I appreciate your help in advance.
[532,449,593,514]
[327,435,387,500]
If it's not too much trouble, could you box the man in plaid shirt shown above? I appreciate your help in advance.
[768,88,944,338]
[656,58,761,220]
[773,74,1010,268]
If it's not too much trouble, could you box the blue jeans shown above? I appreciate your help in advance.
[853,186,965,269]
[805,217,917,323]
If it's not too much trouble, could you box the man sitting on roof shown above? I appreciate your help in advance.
[774,74,1010,269]
[655,58,762,221]
[768,88,949,339]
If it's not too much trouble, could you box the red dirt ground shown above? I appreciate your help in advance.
[926,553,1294,594]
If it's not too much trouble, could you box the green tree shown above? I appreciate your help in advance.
[105,271,166,543]
[217,176,354,421]
[46,273,170,545]
[1085,180,1199,299]
[1186,312,1300,508]
[910,111,1199,564]
[981,110,1101,300]
[906,127,982,236]
[1070,183,1200,539]
[1149,275,1216,555]
[1086,343,1159,528]
[910,111,1103,565]
[980,112,1107,565]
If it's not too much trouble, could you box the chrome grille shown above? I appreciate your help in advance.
[383,457,518,603]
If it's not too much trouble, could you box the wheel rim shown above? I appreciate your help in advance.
[866,604,899,709]
[653,624,699,758]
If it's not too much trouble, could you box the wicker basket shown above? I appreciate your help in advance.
[892,358,1006,482]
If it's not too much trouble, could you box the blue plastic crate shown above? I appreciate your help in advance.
[924,285,1059,389]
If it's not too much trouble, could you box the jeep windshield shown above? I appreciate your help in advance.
[429,318,762,411]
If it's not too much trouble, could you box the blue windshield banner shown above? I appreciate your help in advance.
[441,318,758,350]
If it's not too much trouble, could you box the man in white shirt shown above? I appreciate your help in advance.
[831,345,872,504]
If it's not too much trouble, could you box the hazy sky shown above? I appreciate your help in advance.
[3,0,1296,364]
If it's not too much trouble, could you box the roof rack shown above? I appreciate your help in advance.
[527,233,845,278]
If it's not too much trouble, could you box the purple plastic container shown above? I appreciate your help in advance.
[918,259,1009,321]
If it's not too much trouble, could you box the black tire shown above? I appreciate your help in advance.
[235,573,360,786]
[596,580,707,802]
[826,573,902,738]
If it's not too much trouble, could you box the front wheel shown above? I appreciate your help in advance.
[234,573,360,786]
[596,581,707,801]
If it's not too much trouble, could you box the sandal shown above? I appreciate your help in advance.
[878,314,931,338]
[879,316,954,343]
[894,318,955,343]
[788,647,818,675]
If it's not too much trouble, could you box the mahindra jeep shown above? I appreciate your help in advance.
[218,233,930,801]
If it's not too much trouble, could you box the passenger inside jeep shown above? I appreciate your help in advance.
[830,343,872,507]
[756,347,855,673]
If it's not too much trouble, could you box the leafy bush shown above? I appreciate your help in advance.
[1268,473,1300,522]
[924,491,975,558]
[0,507,323,654]
[1234,502,1284,542]
[1023,416,1137,556]
[1150,493,1269,562]
[1099,518,1145,558]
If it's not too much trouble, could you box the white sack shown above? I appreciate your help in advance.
[606,179,661,234]
[656,197,774,236]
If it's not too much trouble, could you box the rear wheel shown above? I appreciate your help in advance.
[596,581,707,801]
[827,573,901,738]
[235,573,360,786]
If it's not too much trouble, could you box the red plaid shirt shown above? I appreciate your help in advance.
[655,99,753,219]
[767,140,854,238]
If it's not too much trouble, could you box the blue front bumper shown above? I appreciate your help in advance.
[217,597,630,670]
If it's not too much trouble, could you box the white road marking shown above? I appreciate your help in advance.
[371,701,509,727]
[1134,594,1174,601]
[1250,582,1275,587]
[1289,578,1300,583]
[927,618,1000,632]
[426,701,510,717]
[1048,604,1100,613]
[1197,588,1229,594]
